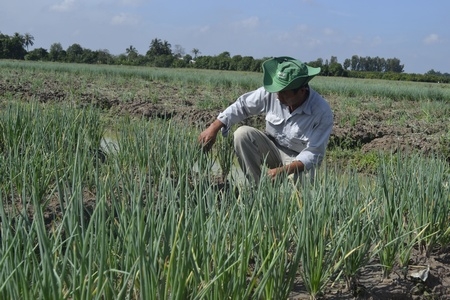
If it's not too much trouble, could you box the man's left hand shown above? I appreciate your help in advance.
[267,167,284,180]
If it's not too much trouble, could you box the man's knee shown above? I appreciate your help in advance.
[233,125,255,145]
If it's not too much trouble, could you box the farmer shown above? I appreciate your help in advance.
[198,56,333,184]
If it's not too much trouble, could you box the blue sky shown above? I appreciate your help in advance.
[1,0,448,74]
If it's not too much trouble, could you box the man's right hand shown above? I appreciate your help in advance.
[197,119,225,152]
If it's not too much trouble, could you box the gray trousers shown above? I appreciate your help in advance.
[233,125,307,184]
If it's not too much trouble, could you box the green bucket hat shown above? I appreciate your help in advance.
[262,56,321,93]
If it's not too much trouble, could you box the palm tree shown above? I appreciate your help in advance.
[125,45,138,56]
[125,45,138,62]
[147,38,172,56]
[191,48,201,59]
[24,33,34,51]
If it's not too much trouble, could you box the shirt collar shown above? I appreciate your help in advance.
[291,93,312,115]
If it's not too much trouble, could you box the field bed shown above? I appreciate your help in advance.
[0,61,450,299]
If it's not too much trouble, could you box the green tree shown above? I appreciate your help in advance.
[374,56,385,72]
[95,49,113,64]
[251,58,264,72]
[238,56,254,71]
[426,69,439,76]
[343,58,350,70]
[308,58,324,69]
[49,42,65,61]
[66,43,83,63]
[385,58,404,73]
[116,53,128,65]
[25,47,48,61]
[350,55,359,71]
[216,51,231,70]
[172,57,187,68]
[329,62,344,76]
[195,56,212,69]
[81,48,96,64]
[0,32,10,58]
[23,33,34,50]
[359,56,368,71]
[13,32,24,45]
[152,55,174,67]
[1,33,27,59]
[183,54,193,64]
[218,51,231,59]
[230,55,242,71]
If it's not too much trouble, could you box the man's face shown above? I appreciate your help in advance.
[277,89,297,106]
[277,88,306,107]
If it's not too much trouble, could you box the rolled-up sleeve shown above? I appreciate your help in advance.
[217,87,267,135]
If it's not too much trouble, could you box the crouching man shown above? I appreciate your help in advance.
[198,56,333,184]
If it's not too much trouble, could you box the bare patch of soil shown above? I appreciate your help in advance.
[289,248,450,299]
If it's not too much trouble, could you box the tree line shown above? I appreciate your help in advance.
[1,32,449,83]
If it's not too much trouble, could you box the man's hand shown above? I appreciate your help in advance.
[198,119,225,152]
[198,128,217,152]
[267,161,305,181]
[267,167,285,180]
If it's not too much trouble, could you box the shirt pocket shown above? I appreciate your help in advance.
[290,132,309,150]
[265,112,284,126]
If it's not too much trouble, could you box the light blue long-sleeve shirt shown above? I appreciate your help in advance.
[217,86,333,171]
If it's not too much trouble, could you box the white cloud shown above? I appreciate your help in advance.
[275,32,291,42]
[72,29,81,37]
[423,33,439,45]
[305,37,323,48]
[371,36,382,46]
[301,0,319,5]
[351,35,364,45]
[295,24,309,33]
[232,16,259,30]
[111,13,139,26]
[199,26,210,33]
[119,0,143,5]
[50,0,76,12]
[323,28,334,36]
[328,9,353,18]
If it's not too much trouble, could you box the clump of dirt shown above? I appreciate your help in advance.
[331,109,447,157]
